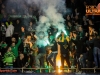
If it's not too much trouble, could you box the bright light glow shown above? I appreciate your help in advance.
[55,30,67,38]
[57,61,62,73]
[36,32,50,47]
[56,44,62,73]
[56,42,70,73]
[62,30,67,35]
[46,39,50,45]
[57,60,61,68]
[58,68,62,73]
[67,69,70,73]
[55,31,61,38]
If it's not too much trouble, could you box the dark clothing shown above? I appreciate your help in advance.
[71,36,87,57]
[47,41,58,70]
[61,54,70,68]
[35,46,46,71]
[71,36,88,71]
[77,31,85,38]
[0,55,2,67]
[90,38,100,49]
[14,23,21,35]
[93,47,100,67]
[58,41,69,54]
[66,25,75,35]
[16,57,27,73]
[0,47,7,57]
[5,37,12,46]
[51,41,58,52]
[85,48,94,70]
[86,48,94,62]
[47,52,57,70]
[38,46,46,54]
[16,57,26,68]
[28,55,34,68]
[81,21,88,31]
[58,41,70,68]
[86,38,100,49]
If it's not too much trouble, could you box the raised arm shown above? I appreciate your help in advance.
[16,37,21,47]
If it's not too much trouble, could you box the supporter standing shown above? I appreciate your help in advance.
[0,52,3,68]
[58,32,70,71]
[31,41,38,68]
[16,53,26,72]
[28,21,35,34]
[11,37,21,58]
[5,22,14,46]
[47,39,58,71]
[3,47,16,69]
[87,36,100,68]
[71,32,88,72]
[0,22,6,41]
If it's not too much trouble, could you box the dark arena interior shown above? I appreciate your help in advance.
[0,0,100,75]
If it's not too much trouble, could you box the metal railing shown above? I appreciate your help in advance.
[0,68,100,73]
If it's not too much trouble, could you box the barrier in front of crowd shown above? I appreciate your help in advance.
[0,68,100,73]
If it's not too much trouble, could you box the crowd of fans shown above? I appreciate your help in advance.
[0,0,100,73]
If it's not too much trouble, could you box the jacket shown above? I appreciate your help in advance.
[3,51,15,66]
[6,25,14,37]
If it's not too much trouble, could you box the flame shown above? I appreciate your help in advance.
[56,60,62,73]
[56,44,69,73]
[56,44,62,73]
[58,68,62,73]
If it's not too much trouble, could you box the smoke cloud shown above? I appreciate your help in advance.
[31,0,67,33]
[33,0,68,46]
[5,0,70,46]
